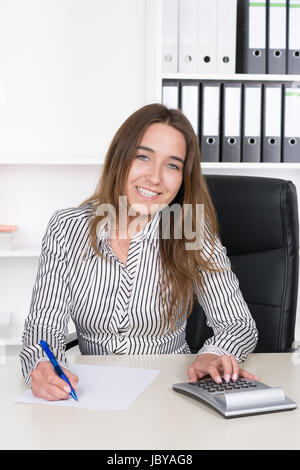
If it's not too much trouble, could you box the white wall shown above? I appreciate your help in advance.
[0,0,146,159]
[0,0,148,345]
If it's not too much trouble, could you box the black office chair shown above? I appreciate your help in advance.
[186,175,299,353]
[66,175,299,354]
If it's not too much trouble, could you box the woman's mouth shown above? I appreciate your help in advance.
[136,186,161,199]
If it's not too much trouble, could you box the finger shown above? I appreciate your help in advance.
[32,383,70,401]
[61,368,79,390]
[44,372,73,394]
[220,355,233,382]
[207,364,222,384]
[239,368,260,381]
[187,364,198,382]
[43,383,71,401]
[187,364,206,383]
[229,355,239,381]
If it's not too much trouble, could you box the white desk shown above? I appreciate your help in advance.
[1,353,300,450]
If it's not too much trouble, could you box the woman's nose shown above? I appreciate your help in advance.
[145,164,161,184]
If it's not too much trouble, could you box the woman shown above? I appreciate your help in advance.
[20,103,258,401]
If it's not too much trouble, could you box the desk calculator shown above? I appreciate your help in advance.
[172,377,296,418]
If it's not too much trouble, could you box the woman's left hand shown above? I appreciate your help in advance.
[187,353,259,384]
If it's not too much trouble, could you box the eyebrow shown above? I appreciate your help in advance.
[137,145,185,165]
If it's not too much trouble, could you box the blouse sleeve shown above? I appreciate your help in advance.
[19,210,72,386]
[193,222,258,362]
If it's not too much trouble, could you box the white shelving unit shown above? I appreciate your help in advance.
[153,0,300,341]
[163,73,300,82]
[0,157,103,165]
[0,249,40,258]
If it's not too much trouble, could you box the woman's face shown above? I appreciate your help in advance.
[124,122,186,218]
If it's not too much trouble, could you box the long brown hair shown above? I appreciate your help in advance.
[79,103,223,330]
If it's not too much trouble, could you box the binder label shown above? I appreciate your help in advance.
[162,85,179,109]
[245,87,261,136]
[203,86,219,136]
[284,88,300,137]
[249,2,266,49]
[289,1,300,49]
[269,1,287,49]
[224,87,241,137]
[265,87,281,136]
[181,85,199,135]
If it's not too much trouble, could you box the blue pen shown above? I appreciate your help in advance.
[39,340,78,401]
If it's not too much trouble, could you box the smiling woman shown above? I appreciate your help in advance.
[126,123,186,215]
[20,103,259,402]
[79,103,223,328]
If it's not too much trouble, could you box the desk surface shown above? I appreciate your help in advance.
[2,353,300,450]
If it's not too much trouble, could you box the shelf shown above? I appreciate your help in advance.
[0,337,22,346]
[0,156,103,165]
[162,73,300,82]
[0,248,40,258]
[201,162,300,169]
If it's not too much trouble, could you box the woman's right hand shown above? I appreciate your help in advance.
[31,361,79,401]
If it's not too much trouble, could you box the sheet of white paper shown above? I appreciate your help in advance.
[15,364,160,411]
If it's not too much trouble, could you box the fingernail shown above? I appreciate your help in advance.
[225,374,230,383]
[232,373,238,381]
[215,376,222,383]
[64,386,71,393]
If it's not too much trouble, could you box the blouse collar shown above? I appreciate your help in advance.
[83,210,161,261]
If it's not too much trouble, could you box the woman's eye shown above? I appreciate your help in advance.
[136,154,148,161]
[168,163,179,171]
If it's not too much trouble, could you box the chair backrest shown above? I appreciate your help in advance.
[186,175,299,353]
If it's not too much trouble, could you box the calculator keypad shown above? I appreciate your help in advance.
[195,378,258,394]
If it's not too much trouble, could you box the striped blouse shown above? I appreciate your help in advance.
[20,203,258,386]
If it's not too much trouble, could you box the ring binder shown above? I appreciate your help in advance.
[221,82,242,162]
[162,0,179,73]
[287,0,300,74]
[197,0,218,73]
[178,0,198,73]
[216,0,237,74]
[201,83,221,162]
[267,0,287,74]
[236,0,267,73]
[242,82,262,162]
[162,80,180,110]
[262,83,282,162]
[181,81,200,137]
[283,85,300,162]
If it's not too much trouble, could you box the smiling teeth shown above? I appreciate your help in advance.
[137,186,160,197]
